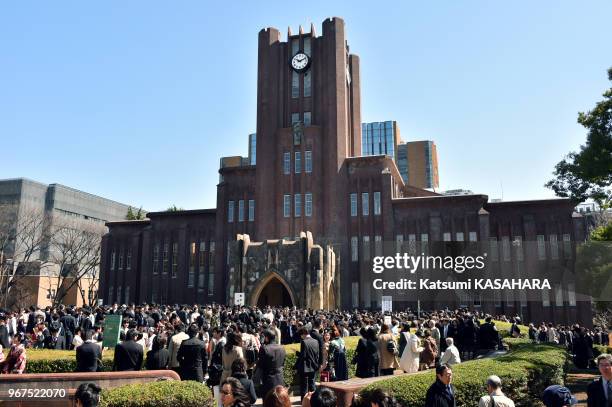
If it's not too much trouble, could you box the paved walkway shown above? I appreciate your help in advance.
[254,395,301,406]
[566,371,598,407]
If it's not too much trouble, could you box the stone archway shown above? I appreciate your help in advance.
[250,272,296,307]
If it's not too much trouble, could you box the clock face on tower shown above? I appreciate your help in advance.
[290,52,310,73]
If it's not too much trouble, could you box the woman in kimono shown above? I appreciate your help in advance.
[1,334,27,374]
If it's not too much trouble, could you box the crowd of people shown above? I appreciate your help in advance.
[0,303,610,407]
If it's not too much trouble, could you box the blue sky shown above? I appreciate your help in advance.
[1,1,611,211]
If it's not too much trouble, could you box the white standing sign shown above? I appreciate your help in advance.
[234,292,245,306]
[382,295,393,313]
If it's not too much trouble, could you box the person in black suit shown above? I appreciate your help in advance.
[0,316,10,348]
[295,327,320,399]
[44,326,66,350]
[177,323,207,382]
[425,364,456,407]
[145,334,170,370]
[231,358,257,404]
[255,329,286,398]
[75,330,102,372]
[59,310,76,350]
[310,319,324,369]
[438,319,450,352]
[587,353,612,407]
[113,329,143,371]
[478,317,499,353]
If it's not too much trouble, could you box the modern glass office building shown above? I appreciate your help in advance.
[361,121,400,159]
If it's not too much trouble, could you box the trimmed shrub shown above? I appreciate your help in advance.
[361,342,569,407]
[100,380,213,407]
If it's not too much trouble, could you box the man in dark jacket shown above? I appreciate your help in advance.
[310,319,324,368]
[295,327,320,399]
[113,329,143,371]
[587,353,612,407]
[425,364,456,407]
[478,317,500,352]
[75,330,102,372]
[59,310,76,350]
[0,316,10,348]
[256,329,286,398]
[44,326,66,350]
[177,323,207,382]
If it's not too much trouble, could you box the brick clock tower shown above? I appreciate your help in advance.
[255,17,361,241]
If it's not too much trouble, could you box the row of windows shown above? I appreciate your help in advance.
[283,151,312,174]
[489,234,571,262]
[228,200,255,223]
[349,281,577,309]
[291,112,312,127]
[109,248,132,271]
[350,232,573,262]
[350,192,381,216]
[283,193,313,217]
[107,285,130,305]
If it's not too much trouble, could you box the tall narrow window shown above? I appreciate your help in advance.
[108,286,113,304]
[171,242,178,278]
[502,236,511,262]
[117,287,122,304]
[283,195,291,218]
[305,193,312,217]
[291,71,299,99]
[188,242,196,287]
[514,236,523,261]
[537,235,546,260]
[550,234,559,260]
[294,193,302,217]
[443,233,451,242]
[396,235,403,253]
[199,241,206,270]
[489,237,499,262]
[351,237,358,262]
[248,200,255,222]
[305,151,312,173]
[303,112,312,126]
[555,284,563,306]
[238,200,244,222]
[304,72,311,97]
[291,112,300,125]
[373,192,381,215]
[563,234,571,258]
[350,193,357,217]
[163,241,168,274]
[283,152,291,175]
[567,283,576,306]
[126,248,132,270]
[362,236,370,261]
[456,232,464,242]
[362,193,369,216]
[208,273,215,296]
[118,249,124,270]
[228,201,234,223]
[153,244,159,274]
[295,152,301,173]
[420,234,429,254]
[408,234,416,255]
[374,235,382,257]
[110,251,116,271]
[469,232,477,242]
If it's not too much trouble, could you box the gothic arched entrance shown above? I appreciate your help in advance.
[250,272,296,307]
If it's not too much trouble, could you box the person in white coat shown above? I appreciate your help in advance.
[439,337,461,366]
[399,329,423,373]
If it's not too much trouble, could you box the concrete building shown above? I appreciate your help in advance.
[100,18,591,326]
[0,178,132,308]
[396,141,439,189]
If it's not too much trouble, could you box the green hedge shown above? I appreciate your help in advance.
[361,341,569,407]
[100,380,213,407]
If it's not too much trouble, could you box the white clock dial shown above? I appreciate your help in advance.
[291,52,310,72]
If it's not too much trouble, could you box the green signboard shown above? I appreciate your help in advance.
[102,315,122,348]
